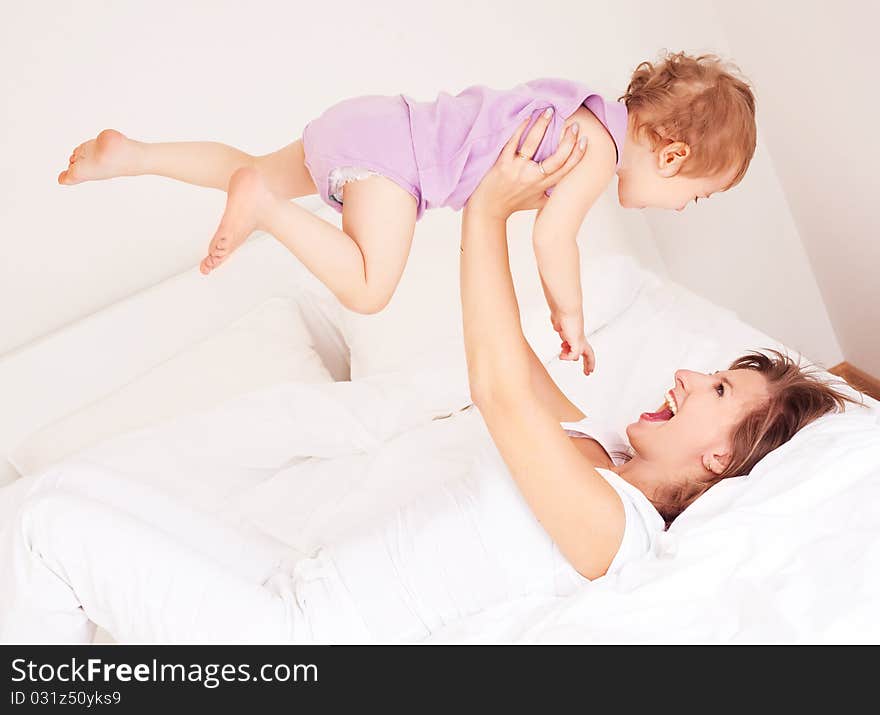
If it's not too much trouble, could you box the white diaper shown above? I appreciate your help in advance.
[328,166,379,203]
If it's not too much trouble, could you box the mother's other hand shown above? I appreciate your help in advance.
[465,108,588,220]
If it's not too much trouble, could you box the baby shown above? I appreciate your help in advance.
[58,51,756,374]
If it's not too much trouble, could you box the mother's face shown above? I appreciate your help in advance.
[627,368,770,476]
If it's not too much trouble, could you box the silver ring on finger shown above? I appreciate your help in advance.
[537,161,546,175]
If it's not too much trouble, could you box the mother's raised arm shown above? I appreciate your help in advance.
[460,112,627,580]
[462,111,585,423]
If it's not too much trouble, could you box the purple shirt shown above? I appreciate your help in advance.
[402,77,628,213]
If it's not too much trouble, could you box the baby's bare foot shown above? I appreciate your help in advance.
[58,129,141,185]
[200,167,273,275]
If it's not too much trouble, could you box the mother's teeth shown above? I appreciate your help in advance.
[665,389,678,415]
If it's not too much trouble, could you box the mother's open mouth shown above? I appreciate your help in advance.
[640,388,678,422]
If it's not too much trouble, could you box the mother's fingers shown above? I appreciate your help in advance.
[540,134,587,190]
[537,123,579,175]
[517,107,555,160]
[501,116,533,161]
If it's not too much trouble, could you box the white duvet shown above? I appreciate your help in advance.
[2,277,878,643]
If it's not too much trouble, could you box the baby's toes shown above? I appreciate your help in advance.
[59,165,79,185]
[212,237,229,257]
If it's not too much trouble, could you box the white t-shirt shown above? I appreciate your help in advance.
[560,414,666,576]
[291,413,665,643]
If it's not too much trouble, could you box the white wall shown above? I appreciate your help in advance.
[0,0,848,370]
[645,135,843,367]
[0,0,660,355]
[712,0,879,375]
[635,2,844,368]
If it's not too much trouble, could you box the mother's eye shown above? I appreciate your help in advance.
[715,383,725,397]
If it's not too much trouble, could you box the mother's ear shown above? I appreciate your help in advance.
[657,141,691,177]
[701,448,731,476]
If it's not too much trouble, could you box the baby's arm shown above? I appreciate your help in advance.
[532,125,618,372]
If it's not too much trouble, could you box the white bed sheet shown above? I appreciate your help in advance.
[1,274,877,643]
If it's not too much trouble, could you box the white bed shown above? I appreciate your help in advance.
[2,199,878,644]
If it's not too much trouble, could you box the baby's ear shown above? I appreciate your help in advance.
[657,141,690,177]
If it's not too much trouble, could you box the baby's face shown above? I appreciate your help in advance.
[616,137,739,212]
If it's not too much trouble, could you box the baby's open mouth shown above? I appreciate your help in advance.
[640,389,678,422]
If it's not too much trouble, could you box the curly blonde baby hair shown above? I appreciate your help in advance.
[620,50,757,189]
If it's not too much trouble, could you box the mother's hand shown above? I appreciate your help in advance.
[465,108,588,220]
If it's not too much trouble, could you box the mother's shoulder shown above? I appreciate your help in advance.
[568,434,617,470]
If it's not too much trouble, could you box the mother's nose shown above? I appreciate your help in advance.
[674,369,699,389]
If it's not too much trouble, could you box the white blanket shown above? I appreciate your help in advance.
[0,367,481,561]
[2,278,878,643]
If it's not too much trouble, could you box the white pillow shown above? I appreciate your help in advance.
[340,244,655,381]
[666,410,880,533]
[0,459,18,488]
[9,297,333,478]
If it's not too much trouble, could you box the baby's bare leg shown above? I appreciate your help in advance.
[201,167,417,314]
[58,130,316,198]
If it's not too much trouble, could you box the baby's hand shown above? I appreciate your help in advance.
[552,313,596,376]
